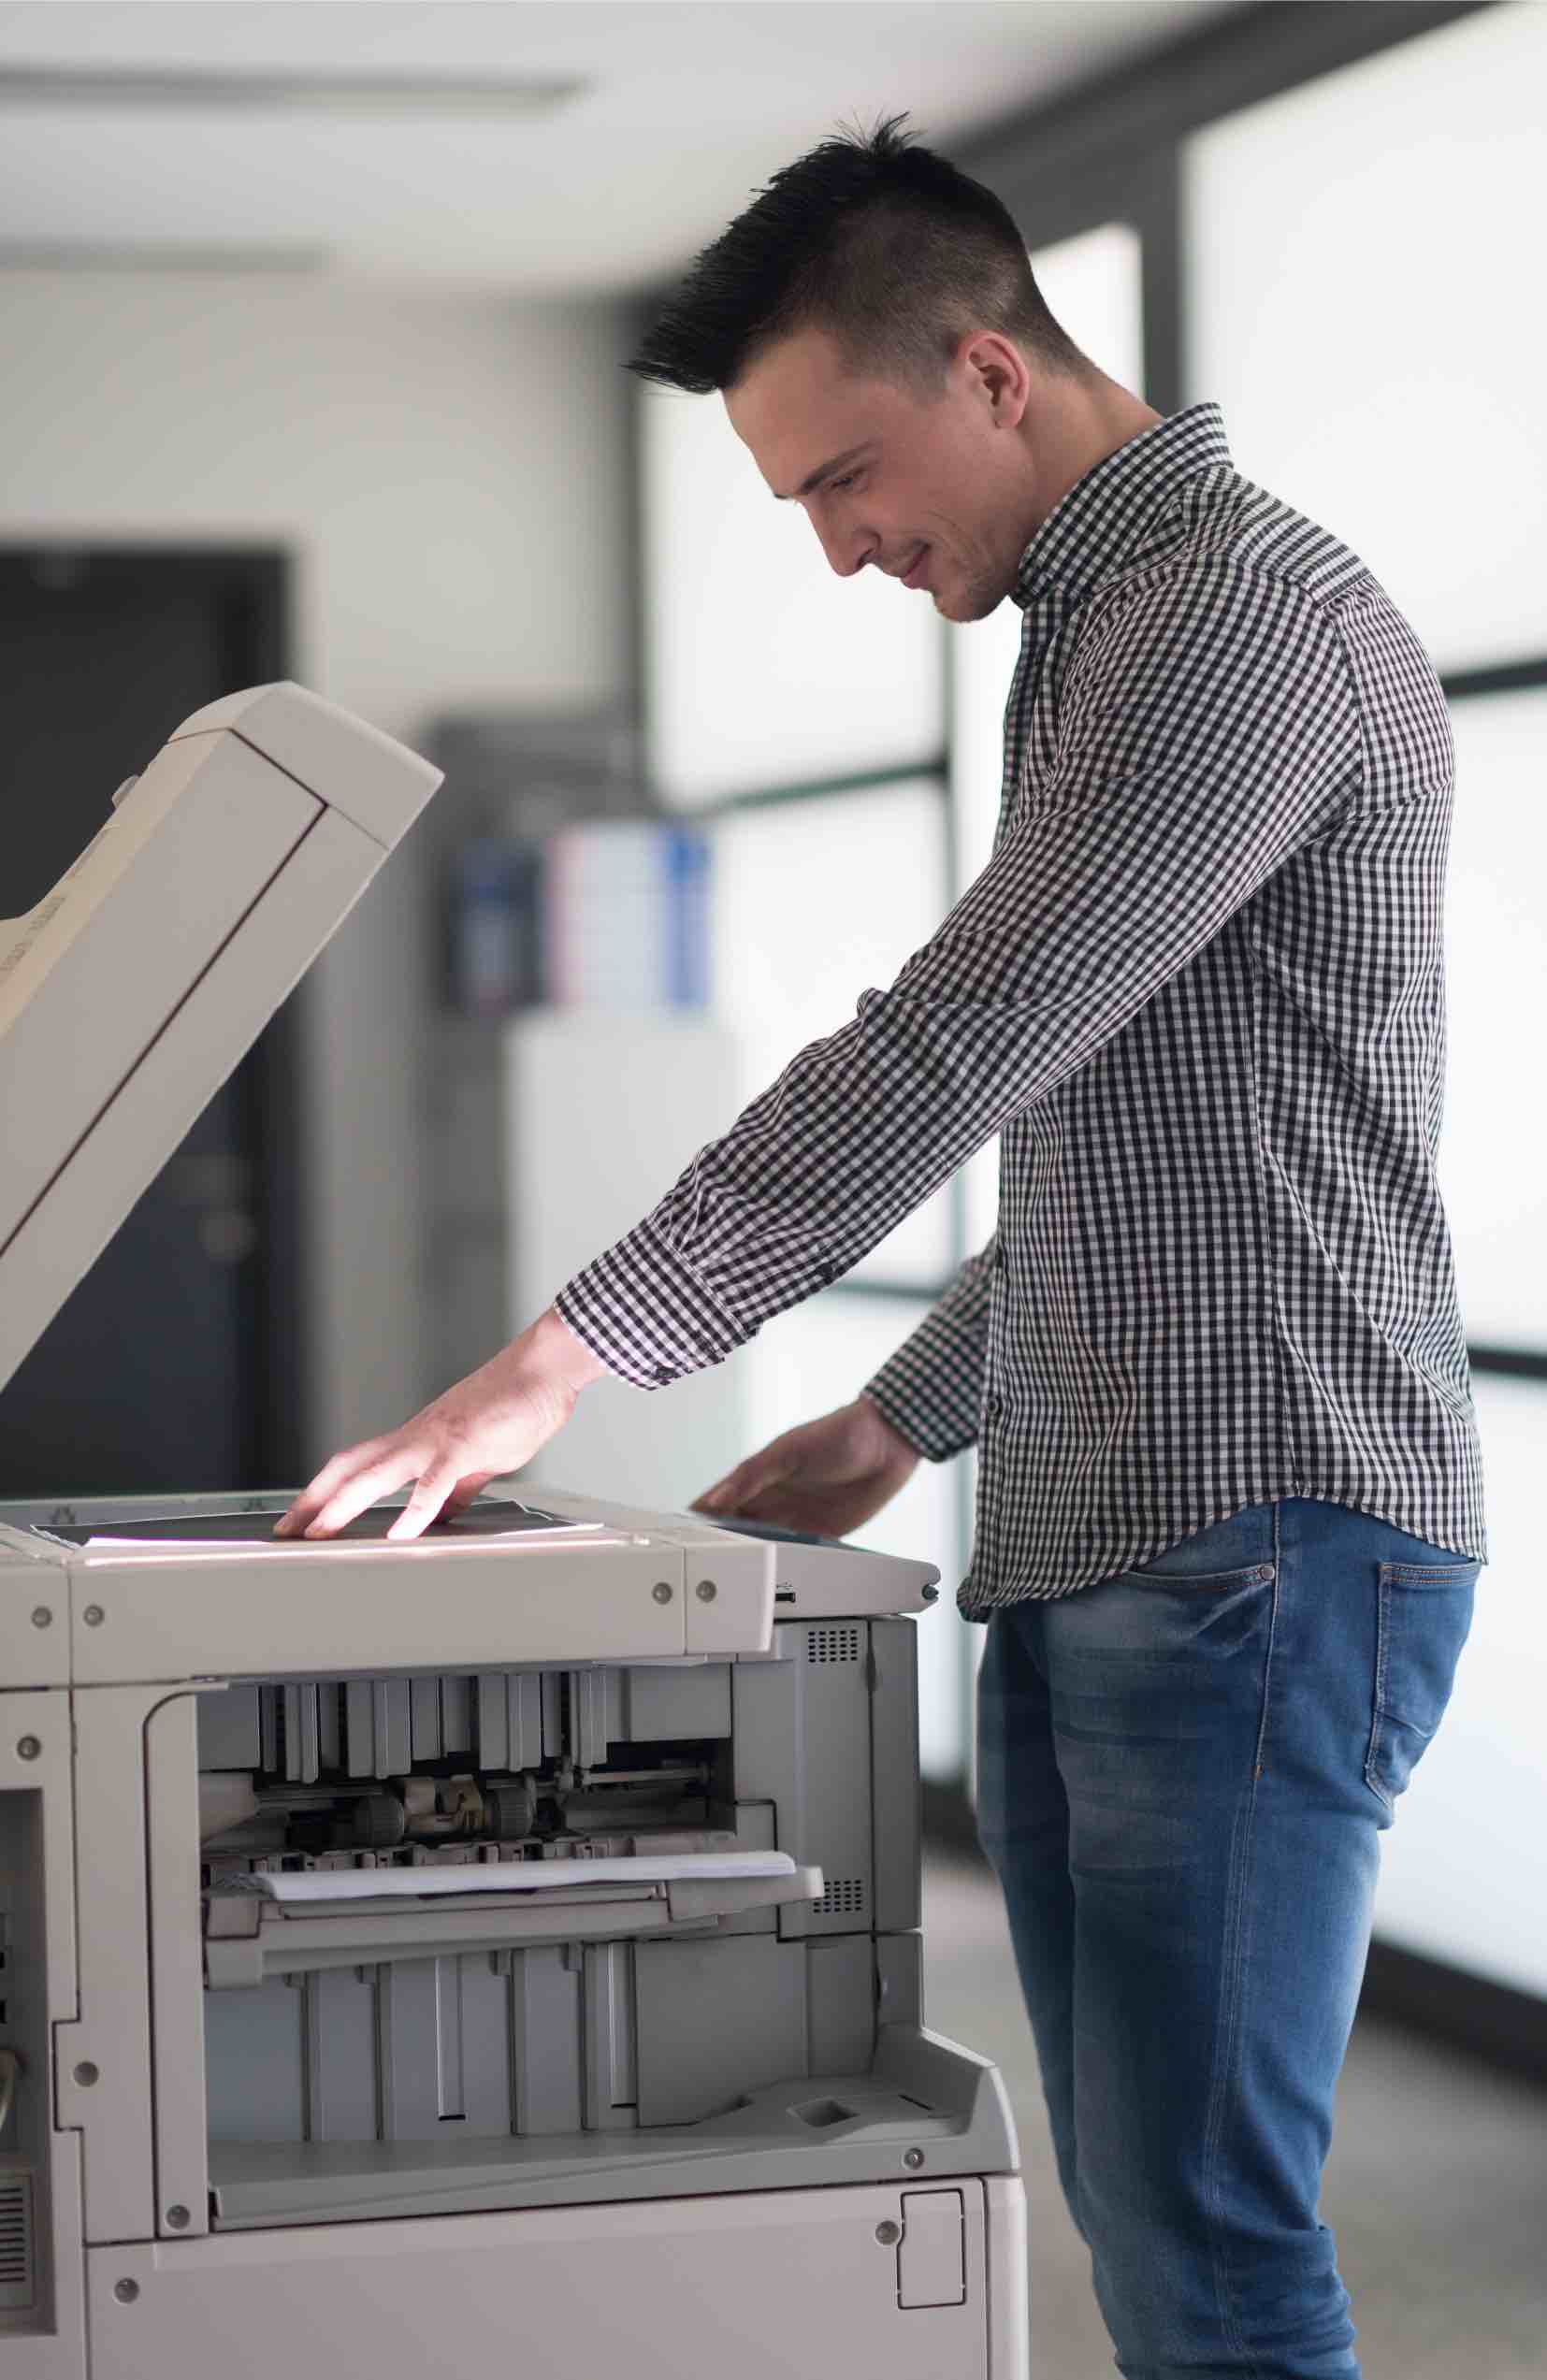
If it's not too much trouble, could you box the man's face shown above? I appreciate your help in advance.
[724,322,1034,624]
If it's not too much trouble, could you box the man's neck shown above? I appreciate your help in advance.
[1017,370,1164,542]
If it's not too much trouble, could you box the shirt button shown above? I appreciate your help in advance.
[984,1392,1004,1421]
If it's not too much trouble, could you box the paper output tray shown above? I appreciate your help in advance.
[204,1866,825,1986]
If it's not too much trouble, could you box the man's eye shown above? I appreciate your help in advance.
[829,471,860,493]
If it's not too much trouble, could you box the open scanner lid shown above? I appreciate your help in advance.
[0,683,441,1393]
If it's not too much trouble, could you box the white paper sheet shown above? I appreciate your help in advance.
[80,1525,605,1546]
[250,1850,797,1903]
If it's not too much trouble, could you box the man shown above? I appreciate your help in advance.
[281,120,1485,2379]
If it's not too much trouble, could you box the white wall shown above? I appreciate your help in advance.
[0,269,632,1458]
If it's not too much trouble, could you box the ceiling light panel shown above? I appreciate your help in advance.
[0,241,331,273]
[0,65,586,116]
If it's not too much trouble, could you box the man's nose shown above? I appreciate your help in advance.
[811,509,875,580]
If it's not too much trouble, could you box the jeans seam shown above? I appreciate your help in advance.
[1200,1500,1280,2378]
[1366,1565,1393,1810]
[1252,1504,1280,1780]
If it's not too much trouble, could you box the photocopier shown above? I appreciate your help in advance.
[0,685,1027,2377]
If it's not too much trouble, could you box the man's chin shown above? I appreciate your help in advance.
[935,585,999,625]
[930,566,1011,625]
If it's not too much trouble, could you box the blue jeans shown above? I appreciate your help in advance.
[975,1496,1479,2380]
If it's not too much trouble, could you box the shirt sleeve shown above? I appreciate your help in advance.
[556,561,1362,1392]
[861,1236,998,1461]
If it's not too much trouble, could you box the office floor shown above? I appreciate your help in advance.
[921,1854,1547,2378]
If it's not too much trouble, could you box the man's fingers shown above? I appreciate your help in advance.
[693,1465,759,1514]
[693,1451,788,1517]
[300,1450,428,1541]
[439,1471,499,1519]
[273,1331,585,1546]
[276,1443,491,1544]
[275,1439,393,1536]
[385,1461,469,1541]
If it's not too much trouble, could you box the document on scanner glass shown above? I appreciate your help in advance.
[56,1500,604,1548]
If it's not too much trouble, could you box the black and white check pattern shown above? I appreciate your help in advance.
[557,403,1486,1611]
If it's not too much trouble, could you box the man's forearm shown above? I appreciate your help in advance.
[528,1303,612,1392]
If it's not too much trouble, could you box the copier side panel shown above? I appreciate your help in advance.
[0,1691,88,2377]
[86,2178,997,2380]
[732,1617,920,1942]
[0,1549,68,1691]
[53,1687,195,2248]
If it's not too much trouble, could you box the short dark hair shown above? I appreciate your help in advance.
[629,113,1086,397]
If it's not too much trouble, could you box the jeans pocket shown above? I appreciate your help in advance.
[1120,1560,1277,1594]
[1365,1559,1479,1811]
[1081,1556,1276,1668]
[1113,1506,1275,1591]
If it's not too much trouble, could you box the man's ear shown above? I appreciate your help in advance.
[959,330,1032,430]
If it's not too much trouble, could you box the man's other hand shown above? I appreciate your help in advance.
[275,1308,608,1542]
[692,1394,919,1539]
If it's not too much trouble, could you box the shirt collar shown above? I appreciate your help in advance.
[1011,401,1232,609]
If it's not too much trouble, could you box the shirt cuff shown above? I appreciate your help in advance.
[554,1217,749,1391]
[863,1311,988,1462]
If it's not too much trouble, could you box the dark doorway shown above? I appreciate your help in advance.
[0,546,303,1496]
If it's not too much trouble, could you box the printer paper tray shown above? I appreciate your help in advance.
[208,2028,1019,2229]
[204,1868,824,1987]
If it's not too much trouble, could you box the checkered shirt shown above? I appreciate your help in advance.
[557,402,1486,1611]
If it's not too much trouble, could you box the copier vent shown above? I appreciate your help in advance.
[0,2173,34,2307]
[805,1626,862,1665]
[813,1877,865,1918]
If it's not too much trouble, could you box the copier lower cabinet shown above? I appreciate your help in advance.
[0,686,1027,2377]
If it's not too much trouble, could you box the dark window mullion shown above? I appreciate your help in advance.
[959,3,1492,208]
[710,757,947,821]
[1467,1347,1547,1385]
[1442,656,1547,703]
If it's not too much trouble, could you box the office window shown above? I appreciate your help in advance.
[711,777,955,1289]
[1440,689,1547,1351]
[738,1288,973,1781]
[952,219,1145,1253]
[1187,0,1547,675]
[642,383,944,807]
[1373,1370,1547,1997]
[1186,6,1547,2005]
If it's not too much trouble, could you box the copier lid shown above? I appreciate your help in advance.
[0,681,441,1393]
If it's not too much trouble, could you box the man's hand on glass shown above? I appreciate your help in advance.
[692,1393,920,1539]
[275,1307,608,1542]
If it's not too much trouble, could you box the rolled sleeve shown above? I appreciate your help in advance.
[555,1217,746,1390]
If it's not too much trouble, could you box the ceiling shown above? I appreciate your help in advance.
[0,1,1243,296]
